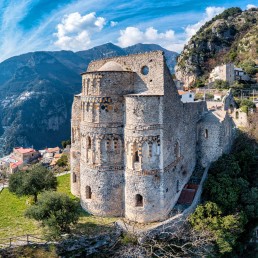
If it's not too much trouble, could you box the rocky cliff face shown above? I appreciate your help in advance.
[0,43,178,156]
[175,7,258,88]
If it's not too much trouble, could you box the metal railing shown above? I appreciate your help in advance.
[0,234,48,249]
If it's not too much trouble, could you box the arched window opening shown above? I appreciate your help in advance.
[174,141,180,158]
[86,102,90,112]
[87,136,92,150]
[134,150,139,162]
[229,104,234,114]
[135,194,143,207]
[86,186,92,199]
[93,78,97,94]
[72,173,77,183]
[86,78,90,95]
[235,111,239,119]
[176,180,180,193]
[205,129,208,139]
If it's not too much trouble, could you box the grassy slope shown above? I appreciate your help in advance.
[0,174,116,240]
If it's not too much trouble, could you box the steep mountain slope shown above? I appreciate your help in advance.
[0,43,178,156]
[0,51,82,155]
[175,7,258,88]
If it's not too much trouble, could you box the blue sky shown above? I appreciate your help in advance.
[0,0,257,61]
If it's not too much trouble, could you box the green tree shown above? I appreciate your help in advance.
[203,153,257,214]
[240,60,258,75]
[56,154,68,167]
[25,191,79,236]
[189,202,246,254]
[61,139,71,149]
[9,165,57,202]
[213,79,230,89]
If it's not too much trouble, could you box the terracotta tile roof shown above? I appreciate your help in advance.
[14,147,36,154]
[10,161,23,169]
[177,184,199,205]
[46,147,60,153]
[177,90,187,95]
[177,189,196,204]
[178,90,191,96]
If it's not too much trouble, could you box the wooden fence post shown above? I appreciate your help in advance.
[9,238,11,247]
[26,234,29,244]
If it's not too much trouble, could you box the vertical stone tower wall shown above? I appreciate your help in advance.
[124,95,164,222]
[79,68,134,217]
[71,95,81,197]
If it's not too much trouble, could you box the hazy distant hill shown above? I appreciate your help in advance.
[0,43,178,155]
[175,7,258,87]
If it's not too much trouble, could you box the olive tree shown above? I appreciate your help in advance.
[9,164,57,202]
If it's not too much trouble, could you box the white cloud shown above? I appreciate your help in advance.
[118,26,175,48]
[116,6,226,53]
[110,21,118,27]
[185,6,225,39]
[54,12,106,51]
[246,4,257,9]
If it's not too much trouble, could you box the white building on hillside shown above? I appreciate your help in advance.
[234,67,251,81]
[209,63,234,84]
[178,90,195,102]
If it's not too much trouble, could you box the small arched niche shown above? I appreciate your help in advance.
[205,129,208,139]
[174,141,180,159]
[87,136,92,150]
[86,186,92,199]
[135,194,143,207]
[235,111,239,119]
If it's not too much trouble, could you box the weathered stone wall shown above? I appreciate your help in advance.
[71,95,81,197]
[231,109,248,127]
[79,71,129,216]
[71,50,235,223]
[86,51,165,95]
[161,65,208,217]
[197,111,235,167]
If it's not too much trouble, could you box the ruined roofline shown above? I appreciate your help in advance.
[125,93,163,97]
[81,70,135,75]
[86,50,165,72]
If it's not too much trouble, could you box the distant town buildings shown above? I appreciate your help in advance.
[13,147,39,162]
[209,63,234,84]
[0,145,66,174]
[234,67,251,81]
[209,63,251,84]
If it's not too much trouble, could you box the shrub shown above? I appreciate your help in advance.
[25,191,80,238]
[61,140,71,149]
[56,154,68,167]
[194,93,203,100]
[213,79,230,89]
[189,202,246,254]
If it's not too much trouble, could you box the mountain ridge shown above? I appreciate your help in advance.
[175,7,258,88]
